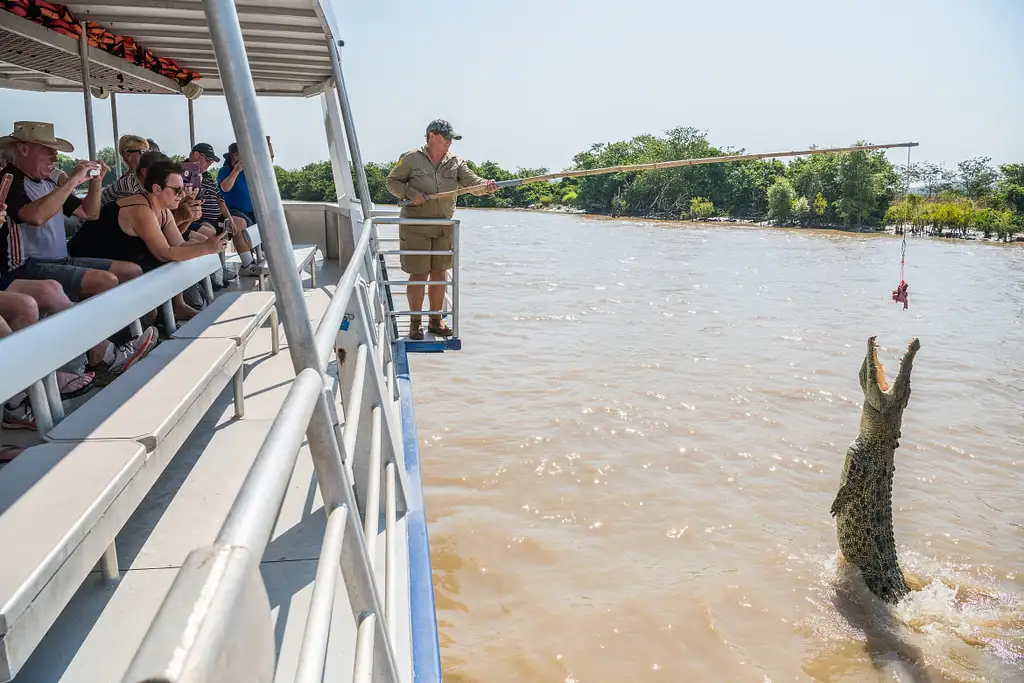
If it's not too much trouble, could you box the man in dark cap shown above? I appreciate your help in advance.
[186,142,255,274]
[385,119,497,339]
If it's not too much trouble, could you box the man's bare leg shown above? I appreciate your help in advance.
[173,293,198,320]
[0,290,38,330]
[0,312,25,460]
[406,274,428,334]
[107,260,143,284]
[6,279,111,367]
[427,268,451,334]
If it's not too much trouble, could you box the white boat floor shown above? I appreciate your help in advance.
[8,260,412,683]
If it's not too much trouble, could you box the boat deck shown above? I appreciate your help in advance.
[3,260,414,683]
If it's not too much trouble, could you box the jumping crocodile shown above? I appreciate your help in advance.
[830,336,921,604]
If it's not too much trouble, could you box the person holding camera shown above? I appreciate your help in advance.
[67,160,226,323]
[0,121,135,302]
[68,160,226,270]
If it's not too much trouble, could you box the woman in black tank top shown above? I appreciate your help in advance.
[68,160,226,319]
[69,160,225,268]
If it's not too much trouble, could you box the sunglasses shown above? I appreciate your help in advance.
[165,184,186,196]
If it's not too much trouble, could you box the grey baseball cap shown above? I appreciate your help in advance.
[426,119,462,140]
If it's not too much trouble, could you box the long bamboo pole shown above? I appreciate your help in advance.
[400,141,919,206]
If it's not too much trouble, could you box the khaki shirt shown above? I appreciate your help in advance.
[385,146,487,219]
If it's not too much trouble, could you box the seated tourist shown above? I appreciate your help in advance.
[67,160,227,320]
[0,121,157,380]
[101,150,203,262]
[188,142,258,275]
[0,121,142,295]
[0,308,26,463]
[101,144,162,207]
[218,138,274,227]
[0,289,100,433]
[0,201,156,398]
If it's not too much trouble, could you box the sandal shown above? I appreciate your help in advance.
[0,445,23,464]
[2,397,35,431]
[57,370,96,399]
[427,320,454,337]
[408,326,424,341]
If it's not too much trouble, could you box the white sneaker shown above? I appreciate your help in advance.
[109,327,160,374]
[91,326,159,386]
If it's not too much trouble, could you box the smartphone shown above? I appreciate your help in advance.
[0,173,13,205]
[181,161,203,189]
[87,167,100,178]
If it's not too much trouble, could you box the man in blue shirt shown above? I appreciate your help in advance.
[216,138,273,226]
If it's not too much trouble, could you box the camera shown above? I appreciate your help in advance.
[181,162,203,189]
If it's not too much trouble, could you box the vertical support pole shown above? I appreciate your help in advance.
[42,372,65,425]
[100,542,119,581]
[319,87,356,205]
[270,306,280,355]
[328,41,399,337]
[201,0,349,513]
[188,98,197,148]
[200,7,401,679]
[452,220,460,339]
[129,319,144,338]
[110,92,122,176]
[160,300,176,336]
[327,39,373,221]
[26,381,54,435]
[233,367,245,418]
[79,22,97,160]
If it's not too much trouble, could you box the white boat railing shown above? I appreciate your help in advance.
[372,216,461,341]
[121,2,417,681]
[1,0,458,679]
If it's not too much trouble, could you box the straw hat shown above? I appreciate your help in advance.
[0,121,74,153]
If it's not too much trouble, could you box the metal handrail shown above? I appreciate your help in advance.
[125,235,408,682]
[123,2,408,682]
[315,215,375,368]
[372,217,456,226]
[294,505,349,683]
[373,218,461,338]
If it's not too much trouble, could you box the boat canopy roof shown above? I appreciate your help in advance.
[0,0,342,97]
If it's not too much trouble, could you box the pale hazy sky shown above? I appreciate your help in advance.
[1,0,1021,173]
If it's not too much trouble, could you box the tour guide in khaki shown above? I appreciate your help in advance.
[386,120,497,340]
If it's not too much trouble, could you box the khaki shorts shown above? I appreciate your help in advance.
[399,224,453,274]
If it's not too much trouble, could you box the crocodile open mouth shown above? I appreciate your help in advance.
[870,337,889,392]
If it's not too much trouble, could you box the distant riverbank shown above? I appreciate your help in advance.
[451,204,1024,245]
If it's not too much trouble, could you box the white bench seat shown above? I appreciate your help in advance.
[173,291,279,352]
[44,338,241,453]
[0,441,147,680]
[171,292,280,419]
[1,338,241,677]
[225,224,320,290]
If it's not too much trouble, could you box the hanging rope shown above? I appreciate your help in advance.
[891,146,911,310]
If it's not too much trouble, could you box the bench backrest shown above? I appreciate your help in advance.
[0,255,222,404]
[244,224,262,249]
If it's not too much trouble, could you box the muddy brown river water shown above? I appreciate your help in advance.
[403,210,1023,683]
